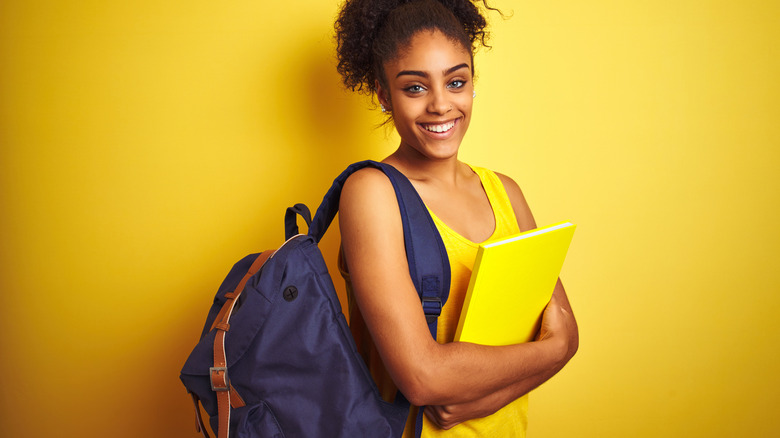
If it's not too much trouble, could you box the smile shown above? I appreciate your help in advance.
[420,120,456,133]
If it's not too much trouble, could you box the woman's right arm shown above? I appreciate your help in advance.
[339,168,573,407]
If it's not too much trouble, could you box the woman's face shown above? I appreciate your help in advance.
[378,30,474,162]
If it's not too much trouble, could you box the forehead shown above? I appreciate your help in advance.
[386,30,472,74]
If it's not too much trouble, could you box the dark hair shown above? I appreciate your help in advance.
[335,0,497,96]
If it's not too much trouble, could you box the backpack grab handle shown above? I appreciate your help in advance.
[284,203,312,239]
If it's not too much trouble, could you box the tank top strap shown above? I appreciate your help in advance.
[468,165,521,238]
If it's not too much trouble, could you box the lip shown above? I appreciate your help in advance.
[417,117,462,139]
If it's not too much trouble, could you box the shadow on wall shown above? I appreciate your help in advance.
[296,37,386,186]
[162,36,381,436]
[275,37,390,316]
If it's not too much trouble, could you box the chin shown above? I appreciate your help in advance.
[416,140,463,161]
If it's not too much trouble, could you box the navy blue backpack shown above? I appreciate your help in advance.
[180,161,450,438]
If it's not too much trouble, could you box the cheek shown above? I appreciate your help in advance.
[393,101,424,124]
[458,94,474,111]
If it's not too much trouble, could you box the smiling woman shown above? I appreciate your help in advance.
[377,31,474,163]
[333,0,579,437]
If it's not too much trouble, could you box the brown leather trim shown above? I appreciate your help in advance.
[229,384,246,409]
[211,250,274,438]
[210,252,273,332]
[188,391,211,438]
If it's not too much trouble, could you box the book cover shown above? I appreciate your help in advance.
[453,221,576,346]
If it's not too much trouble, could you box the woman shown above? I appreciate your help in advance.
[335,0,579,435]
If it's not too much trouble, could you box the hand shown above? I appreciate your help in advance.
[424,404,463,430]
[535,294,571,356]
[424,401,497,430]
[426,293,578,431]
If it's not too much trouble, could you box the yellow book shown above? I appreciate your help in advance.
[454,221,576,346]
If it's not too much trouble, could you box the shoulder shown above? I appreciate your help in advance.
[339,167,403,236]
[494,171,537,232]
[340,167,396,210]
[343,166,392,189]
[494,172,523,200]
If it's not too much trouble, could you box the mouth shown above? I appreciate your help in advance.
[420,119,458,134]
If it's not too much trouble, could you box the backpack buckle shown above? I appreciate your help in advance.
[210,367,229,392]
[422,297,442,324]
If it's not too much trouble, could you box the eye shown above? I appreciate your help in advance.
[448,80,467,89]
[403,84,426,94]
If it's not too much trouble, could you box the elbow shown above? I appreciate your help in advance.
[569,335,579,360]
[395,370,440,407]
[399,384,429,407]
[392,356,447,406]
[565,324,580,363]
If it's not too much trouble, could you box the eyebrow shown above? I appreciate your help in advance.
[396,63,471,79]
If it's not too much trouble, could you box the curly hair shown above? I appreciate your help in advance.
[335,0,498,96]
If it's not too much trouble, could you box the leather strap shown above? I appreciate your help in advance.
[189,391,210,438]
[229,384,246,409]
[211,250,274,438]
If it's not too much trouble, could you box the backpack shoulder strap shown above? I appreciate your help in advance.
[308,160,450,438]
[307,160,451,338]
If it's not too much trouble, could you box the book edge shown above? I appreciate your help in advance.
[482,221,574,249]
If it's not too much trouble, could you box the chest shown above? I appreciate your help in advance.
[419,181,495,243]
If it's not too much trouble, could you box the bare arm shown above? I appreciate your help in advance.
[496,173,579,357]
[339,169,574,407]
[426,281,579,428]
[425,174,580,428]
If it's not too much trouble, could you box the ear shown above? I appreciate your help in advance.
[375,80,390,110]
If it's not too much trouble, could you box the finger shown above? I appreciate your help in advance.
[424,405,460,430]
[423,406,441,428]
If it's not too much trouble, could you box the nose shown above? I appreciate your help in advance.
[427,88,452,115]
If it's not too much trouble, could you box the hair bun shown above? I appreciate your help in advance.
[335,0,497,95]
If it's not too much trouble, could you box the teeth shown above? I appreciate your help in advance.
[423,121,455,133]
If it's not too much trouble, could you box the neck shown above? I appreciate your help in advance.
[383,144,462,184]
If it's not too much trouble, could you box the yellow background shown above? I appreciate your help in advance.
[1,0,778,436]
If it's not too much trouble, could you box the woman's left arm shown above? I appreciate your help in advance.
[426,174,580,429]
[426,280,578,429]
[496,173,579,356]
[495,172,579,360]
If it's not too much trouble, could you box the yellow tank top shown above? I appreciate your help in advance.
[341,165,528,437]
